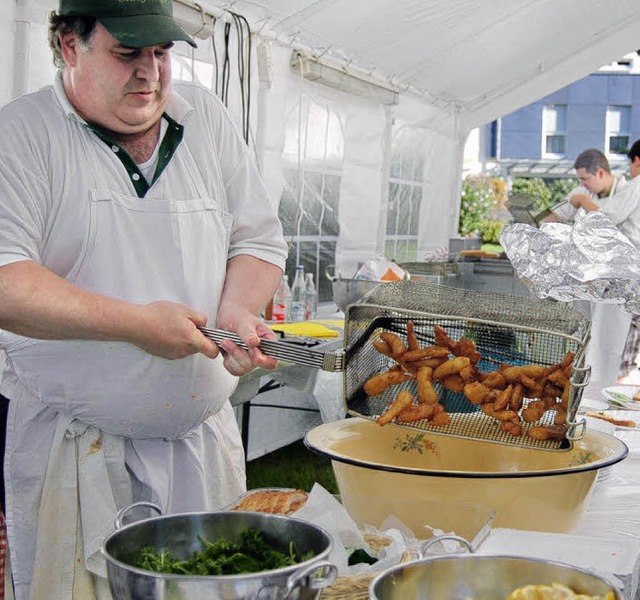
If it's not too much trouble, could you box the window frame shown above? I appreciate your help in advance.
[606,105,631,157]
[541,104,567,159]
[385,125,425,264]
[279,97,345,303]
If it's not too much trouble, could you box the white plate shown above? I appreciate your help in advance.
[601,385,640,411]
[613,428,640,454]
[577,397,609,413]
[585,410,640,430]
[596,465,614,484]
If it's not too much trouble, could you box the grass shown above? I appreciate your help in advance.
[246,440,338,494]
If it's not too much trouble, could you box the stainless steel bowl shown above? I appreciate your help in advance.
[331,278,381,312]
[369,554,622,599]
[102,503,337,600]
[325,266,382,312]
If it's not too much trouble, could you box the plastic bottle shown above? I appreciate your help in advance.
[271,274,291,322]
[290,266,306,322]
[305,272,318,320]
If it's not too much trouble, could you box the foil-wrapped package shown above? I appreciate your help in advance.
[501,209,640,314]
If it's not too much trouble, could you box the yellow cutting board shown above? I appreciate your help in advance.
[270,320,343,338]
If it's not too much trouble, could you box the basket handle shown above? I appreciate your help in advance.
[419,534,474,558]
[198,326,344,372]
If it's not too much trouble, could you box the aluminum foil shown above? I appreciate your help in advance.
[501,208,640,314]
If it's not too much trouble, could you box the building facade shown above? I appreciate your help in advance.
[466,52,640,179]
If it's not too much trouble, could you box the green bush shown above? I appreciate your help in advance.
[510,177,578,212]
[511,178,552,211]
[480,220,504,244]
[548,178,578,207]
[459,176,495,237]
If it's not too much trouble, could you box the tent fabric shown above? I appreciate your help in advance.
[198,0,640,131]
[188,0,640,277]
[4,0,640,283]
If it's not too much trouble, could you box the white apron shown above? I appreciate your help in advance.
[2,129,246,599]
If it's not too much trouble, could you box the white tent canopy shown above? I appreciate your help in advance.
[187,0,640,276]
[2,0,640,281]
[198,0,640,131]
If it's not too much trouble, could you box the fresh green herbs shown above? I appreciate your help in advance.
[135,528,314,576]
[347,547,378,566]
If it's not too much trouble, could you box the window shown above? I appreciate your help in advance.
[385,125,425,263]
[606,105,631,156]
[542,105,567,158]
[279,98,344,303]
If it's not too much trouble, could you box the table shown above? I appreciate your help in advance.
[477,386,640,600]
[229,310,640,596]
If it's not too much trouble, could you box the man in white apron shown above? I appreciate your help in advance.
[0,1,288,598]
[548,148,640,388]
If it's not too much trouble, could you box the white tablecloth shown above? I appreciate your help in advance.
[479,427,640,600]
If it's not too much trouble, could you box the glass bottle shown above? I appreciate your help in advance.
[271,274,291,322]
[290,266,306,322]
[305,272,318,320]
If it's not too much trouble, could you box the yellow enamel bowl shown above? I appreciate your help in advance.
[304,418,628,534]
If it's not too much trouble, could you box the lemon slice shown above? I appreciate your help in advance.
[508,583,613,600]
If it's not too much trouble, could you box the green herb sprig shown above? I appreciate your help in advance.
[135,529,314,576]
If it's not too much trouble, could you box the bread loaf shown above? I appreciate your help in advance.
[230,489,309,515]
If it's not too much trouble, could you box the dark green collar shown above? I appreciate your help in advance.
[86,114,184,198]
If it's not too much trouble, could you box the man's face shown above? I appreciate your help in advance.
[59,23,172,135]
[630,156,640,180]
[575,167,610,195]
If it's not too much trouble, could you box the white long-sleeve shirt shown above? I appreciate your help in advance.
[552,176,640,248]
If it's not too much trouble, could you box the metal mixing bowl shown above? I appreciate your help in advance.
[369,554,622,599]
[331,278,381,312]
[102,504,337,600]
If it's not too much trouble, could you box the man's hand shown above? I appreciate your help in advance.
[216,310,278,376]
[212,255,283,377]
[569,193,599,211]
[127,300,221,360]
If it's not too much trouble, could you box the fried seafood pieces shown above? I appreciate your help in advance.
[366,323,575,441]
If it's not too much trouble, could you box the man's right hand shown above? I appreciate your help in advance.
[128,300,220,360]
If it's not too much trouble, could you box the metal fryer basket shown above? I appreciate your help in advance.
[343,280,592,450]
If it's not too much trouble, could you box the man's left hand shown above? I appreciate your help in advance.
[216,312,278,376]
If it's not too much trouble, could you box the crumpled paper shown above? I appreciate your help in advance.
[293,483,462,577]
[500,209,640,313]
[422,246,450,262]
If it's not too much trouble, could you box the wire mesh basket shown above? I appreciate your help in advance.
[342,280,591,450]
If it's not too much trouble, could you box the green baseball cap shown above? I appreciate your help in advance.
[59,0,197,48]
